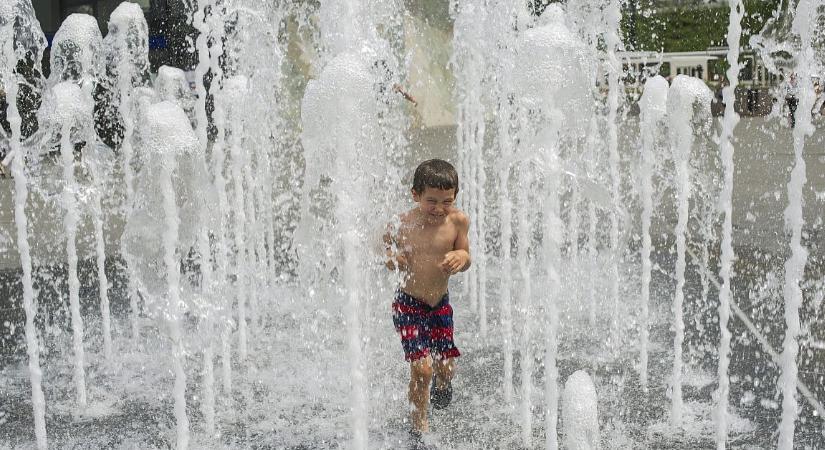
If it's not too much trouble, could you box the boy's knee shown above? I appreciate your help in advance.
[435,357,455,368]
[411,357,433,382]
[434,357,455,370]
[433,357,455,384]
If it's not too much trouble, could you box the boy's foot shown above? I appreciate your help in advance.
[430,377,452,409]
[408,429,434,450]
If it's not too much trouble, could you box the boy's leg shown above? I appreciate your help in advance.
[409,355,434,432]
[428,295,459,392]
[432,357,455,389]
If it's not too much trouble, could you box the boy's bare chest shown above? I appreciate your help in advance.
[398,223,456,255]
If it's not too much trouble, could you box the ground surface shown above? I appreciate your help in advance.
[1,117,825,448]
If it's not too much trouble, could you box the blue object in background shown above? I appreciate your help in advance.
[149,35,167,50]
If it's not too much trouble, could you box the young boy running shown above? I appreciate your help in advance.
[383,159,471,438]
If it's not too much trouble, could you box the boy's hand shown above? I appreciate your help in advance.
[385,254,408,272]
[439,251,469,274]
[383,224,407,272]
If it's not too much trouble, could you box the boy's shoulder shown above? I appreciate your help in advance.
[394,208,468,229]
[391,209,419,232]
[397,208,418,224]
[448,208,469,228]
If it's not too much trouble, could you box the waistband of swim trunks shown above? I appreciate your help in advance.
[395,288,449,307]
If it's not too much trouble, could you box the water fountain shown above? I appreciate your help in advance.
[48,12,107,410]
[51,80,92,409]
[135,99,202,448]
[509,5,596,445]
[637,74,668,391]
[561,370,599,449]
[104,1,151,344]
[451,0,489,336]
[1,1,48,448]
[666,75,713,426]
[1,0,824,448]
[715,1,745,446]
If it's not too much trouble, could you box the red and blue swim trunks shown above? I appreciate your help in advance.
[392,290,461,362]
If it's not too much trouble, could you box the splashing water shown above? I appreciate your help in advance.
[51,81,92,408]
[666,75,713,426]
[715,1,744,447]
[105,2,150,343]
[1,1,48,448]
[775,2,820,448]
[1,1,825,448]
[45,11,105,411]
[638,74,668,391]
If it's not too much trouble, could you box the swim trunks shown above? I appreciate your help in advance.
[392,290,461,361]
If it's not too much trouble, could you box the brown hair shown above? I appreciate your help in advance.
[412,159,459,196]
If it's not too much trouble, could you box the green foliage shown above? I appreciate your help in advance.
[622,0,782,52]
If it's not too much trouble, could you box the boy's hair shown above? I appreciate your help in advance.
[412,159,459,196]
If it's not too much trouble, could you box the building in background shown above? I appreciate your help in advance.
[618,48,785,116]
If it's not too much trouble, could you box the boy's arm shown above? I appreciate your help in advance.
[392,84,417,106]
[382,223,407,271]
[440,212,471,274]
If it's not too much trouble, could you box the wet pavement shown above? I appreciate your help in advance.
[1,116,824,448]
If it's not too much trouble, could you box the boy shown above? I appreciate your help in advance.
[383,159,471,437]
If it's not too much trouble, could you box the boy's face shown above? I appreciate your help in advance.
[412,187,456,221]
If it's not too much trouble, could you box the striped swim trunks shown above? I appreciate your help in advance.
[392,290,461,362]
